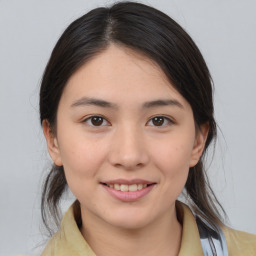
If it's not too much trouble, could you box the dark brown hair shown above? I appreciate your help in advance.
[40,1,225,235]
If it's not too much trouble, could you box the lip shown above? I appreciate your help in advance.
[101,178,154,185]
[100,179,156,202]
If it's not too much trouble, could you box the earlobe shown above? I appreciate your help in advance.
[189,123,209,167]
[42,120,63,166]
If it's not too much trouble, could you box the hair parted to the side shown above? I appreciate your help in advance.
[40,1,226,236]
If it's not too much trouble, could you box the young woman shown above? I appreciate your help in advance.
[40,2,256,255]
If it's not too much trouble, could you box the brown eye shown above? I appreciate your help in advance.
[152,117,164,126]
[84,116,109,127]
[147,116,173,127]
[91,116,104,126]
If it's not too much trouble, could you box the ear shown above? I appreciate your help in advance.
[42,120,63,166]
[189,123,209,167]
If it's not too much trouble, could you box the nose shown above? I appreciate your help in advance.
[108,125,149,170]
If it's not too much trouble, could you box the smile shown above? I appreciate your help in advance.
[104,183,148,192]
[101,180,156,202]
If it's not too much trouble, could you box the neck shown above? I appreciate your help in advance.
[80,205,182,256]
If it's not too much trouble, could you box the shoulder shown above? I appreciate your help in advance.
[41,230,77,256]
[41,203,96,256]
[41,226,95,256]
[222,226,256,255]
[41,231,62,256]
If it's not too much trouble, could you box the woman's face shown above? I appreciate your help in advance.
[44,44,207,230]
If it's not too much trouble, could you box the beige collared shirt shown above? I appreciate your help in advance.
[42,202,256,255]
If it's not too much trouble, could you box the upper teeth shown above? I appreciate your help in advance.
[108,184,147,192]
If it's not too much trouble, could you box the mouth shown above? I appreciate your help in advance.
[100,179,156,202]
[100,183,153,192]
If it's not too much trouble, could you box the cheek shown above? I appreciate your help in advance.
[159,146,191,184]
[57,133,110,203]
[152,138,194,172]
[57,128,108,180]
[150,136,194,191]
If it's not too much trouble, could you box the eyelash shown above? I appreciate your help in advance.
[82,115,110,127]
[147,116,174,127]
[82,115,174,127]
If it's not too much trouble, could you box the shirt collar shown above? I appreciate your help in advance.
[57,201,204,256]
[176,201,204,256]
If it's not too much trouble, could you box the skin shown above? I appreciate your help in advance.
[43,44,208,256]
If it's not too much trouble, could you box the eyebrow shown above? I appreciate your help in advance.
[71,97,118,109]
[142,99,184,109]
[71,97,183,109]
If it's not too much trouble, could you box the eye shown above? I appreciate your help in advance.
[147,116,174,127]
[83,115,110,127]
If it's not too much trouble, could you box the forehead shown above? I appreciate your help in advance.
[61,44,189,109]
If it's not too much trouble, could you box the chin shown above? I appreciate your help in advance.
[110,218,149,230]
[104,209,153,230]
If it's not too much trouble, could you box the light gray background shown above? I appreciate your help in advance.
[0,0,255,255]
